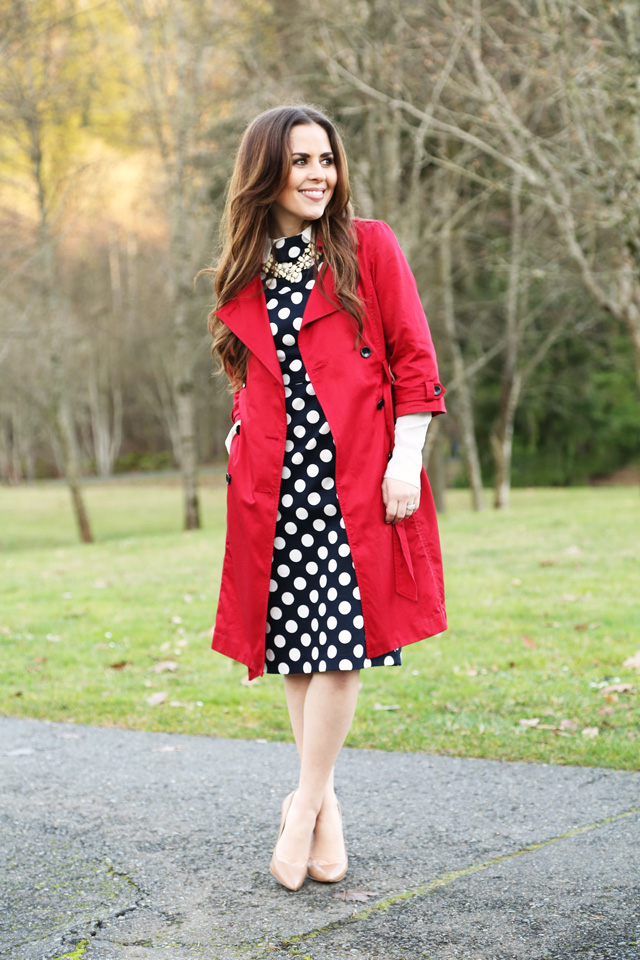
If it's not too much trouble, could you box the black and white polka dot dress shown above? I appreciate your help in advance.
[263,231,401,675]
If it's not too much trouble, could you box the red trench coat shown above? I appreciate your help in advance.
[212,218,447,679]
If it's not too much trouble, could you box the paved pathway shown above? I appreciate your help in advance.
[1,717,638,960]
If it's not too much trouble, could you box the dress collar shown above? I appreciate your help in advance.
[262,224,313,264]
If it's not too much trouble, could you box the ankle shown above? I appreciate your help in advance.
[292,790,324,820]
[319,790,339,814]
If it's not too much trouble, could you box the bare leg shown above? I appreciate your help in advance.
[276,670,360,866]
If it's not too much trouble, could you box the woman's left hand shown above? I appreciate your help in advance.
[381,478,420,524]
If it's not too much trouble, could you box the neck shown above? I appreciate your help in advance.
[268,214,311,239]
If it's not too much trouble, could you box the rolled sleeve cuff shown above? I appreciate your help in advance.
[393,381,446,417]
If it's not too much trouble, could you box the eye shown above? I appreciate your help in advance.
[293,157,307,165]
[321,156,334,165]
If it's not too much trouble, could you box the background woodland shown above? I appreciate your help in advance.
[1,0,639,537]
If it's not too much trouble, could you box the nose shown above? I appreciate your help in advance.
[307,159,326,180]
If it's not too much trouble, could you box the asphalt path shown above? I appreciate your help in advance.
[1,716,638,960]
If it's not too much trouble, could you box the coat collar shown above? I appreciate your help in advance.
[215,250,341,383]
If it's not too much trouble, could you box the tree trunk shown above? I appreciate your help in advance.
[174,318,201,530]
[55,392,93,543]
[169,8,200,530]
[621,292,640,400]
[170,204,201,530]
[424,415,446,514]
[439,211,484,510]
[490,371,522,510]
[43,228,94,541]
[491,172,523,510]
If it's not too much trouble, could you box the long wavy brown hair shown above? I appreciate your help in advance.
[202,105,364,391]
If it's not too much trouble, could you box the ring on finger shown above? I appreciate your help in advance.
[406,504,417,513]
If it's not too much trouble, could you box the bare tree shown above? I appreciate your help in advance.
[119,0,237,528]
[312,0,640,503]
[0,0,96,539]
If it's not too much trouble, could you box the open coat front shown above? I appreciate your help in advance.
[212,219,447,680]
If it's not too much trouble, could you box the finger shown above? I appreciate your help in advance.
[394,501,408,523]
[385,498,398,524]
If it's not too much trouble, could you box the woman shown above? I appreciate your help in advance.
[205,105,446,891]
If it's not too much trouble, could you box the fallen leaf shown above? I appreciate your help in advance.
[539,560,556,567]
[151,660,179,673]
[521,635,536,649]
[601,683,635,695]
[623,651,640,671]
[559,718,578,731]
[171,616,183,624]
[94,579,110,589]
[332,889,376,902]
[605,693,619,704]
[597,706,615,716]
[108,660,131,670]
[145,691,168,706]
[574,624,589,631]
[566,545,582,555]
[152,745,180,752]
[512,578,522,586]
[581,727,599,738]
[374,703,400,711]
[169,700,189,707]
[519,718,540,727]
[562,594,578,602]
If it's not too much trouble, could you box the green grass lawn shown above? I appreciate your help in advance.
[1,479,638,770]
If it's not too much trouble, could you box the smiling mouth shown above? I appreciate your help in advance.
[299,189,326,200]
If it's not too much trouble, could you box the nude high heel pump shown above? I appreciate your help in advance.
[269,791,309,891]
[308,800,348,883]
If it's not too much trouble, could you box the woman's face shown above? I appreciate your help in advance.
[269,122,338,238]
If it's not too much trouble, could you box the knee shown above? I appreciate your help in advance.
[324,669,360,691]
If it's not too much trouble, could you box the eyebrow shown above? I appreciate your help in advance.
[291,151,334,158]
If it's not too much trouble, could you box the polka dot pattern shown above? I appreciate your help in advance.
[263,232,401,675]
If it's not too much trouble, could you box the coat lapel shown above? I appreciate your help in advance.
[214,276,282,383]
[302,262,341,327]
[215,261,341,383]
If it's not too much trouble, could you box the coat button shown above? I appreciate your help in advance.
[434,384,442,396]
[388,451,392,460]
[360,346,372,358]
[376,398,385,409]
[226,472,231,484]
[235,423,240,434]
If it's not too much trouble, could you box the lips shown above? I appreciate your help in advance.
[299,189,326,200]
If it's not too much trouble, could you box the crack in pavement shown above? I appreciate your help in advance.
[252,806,640,960]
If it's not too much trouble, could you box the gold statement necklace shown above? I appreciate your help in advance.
[262,239,317,284]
